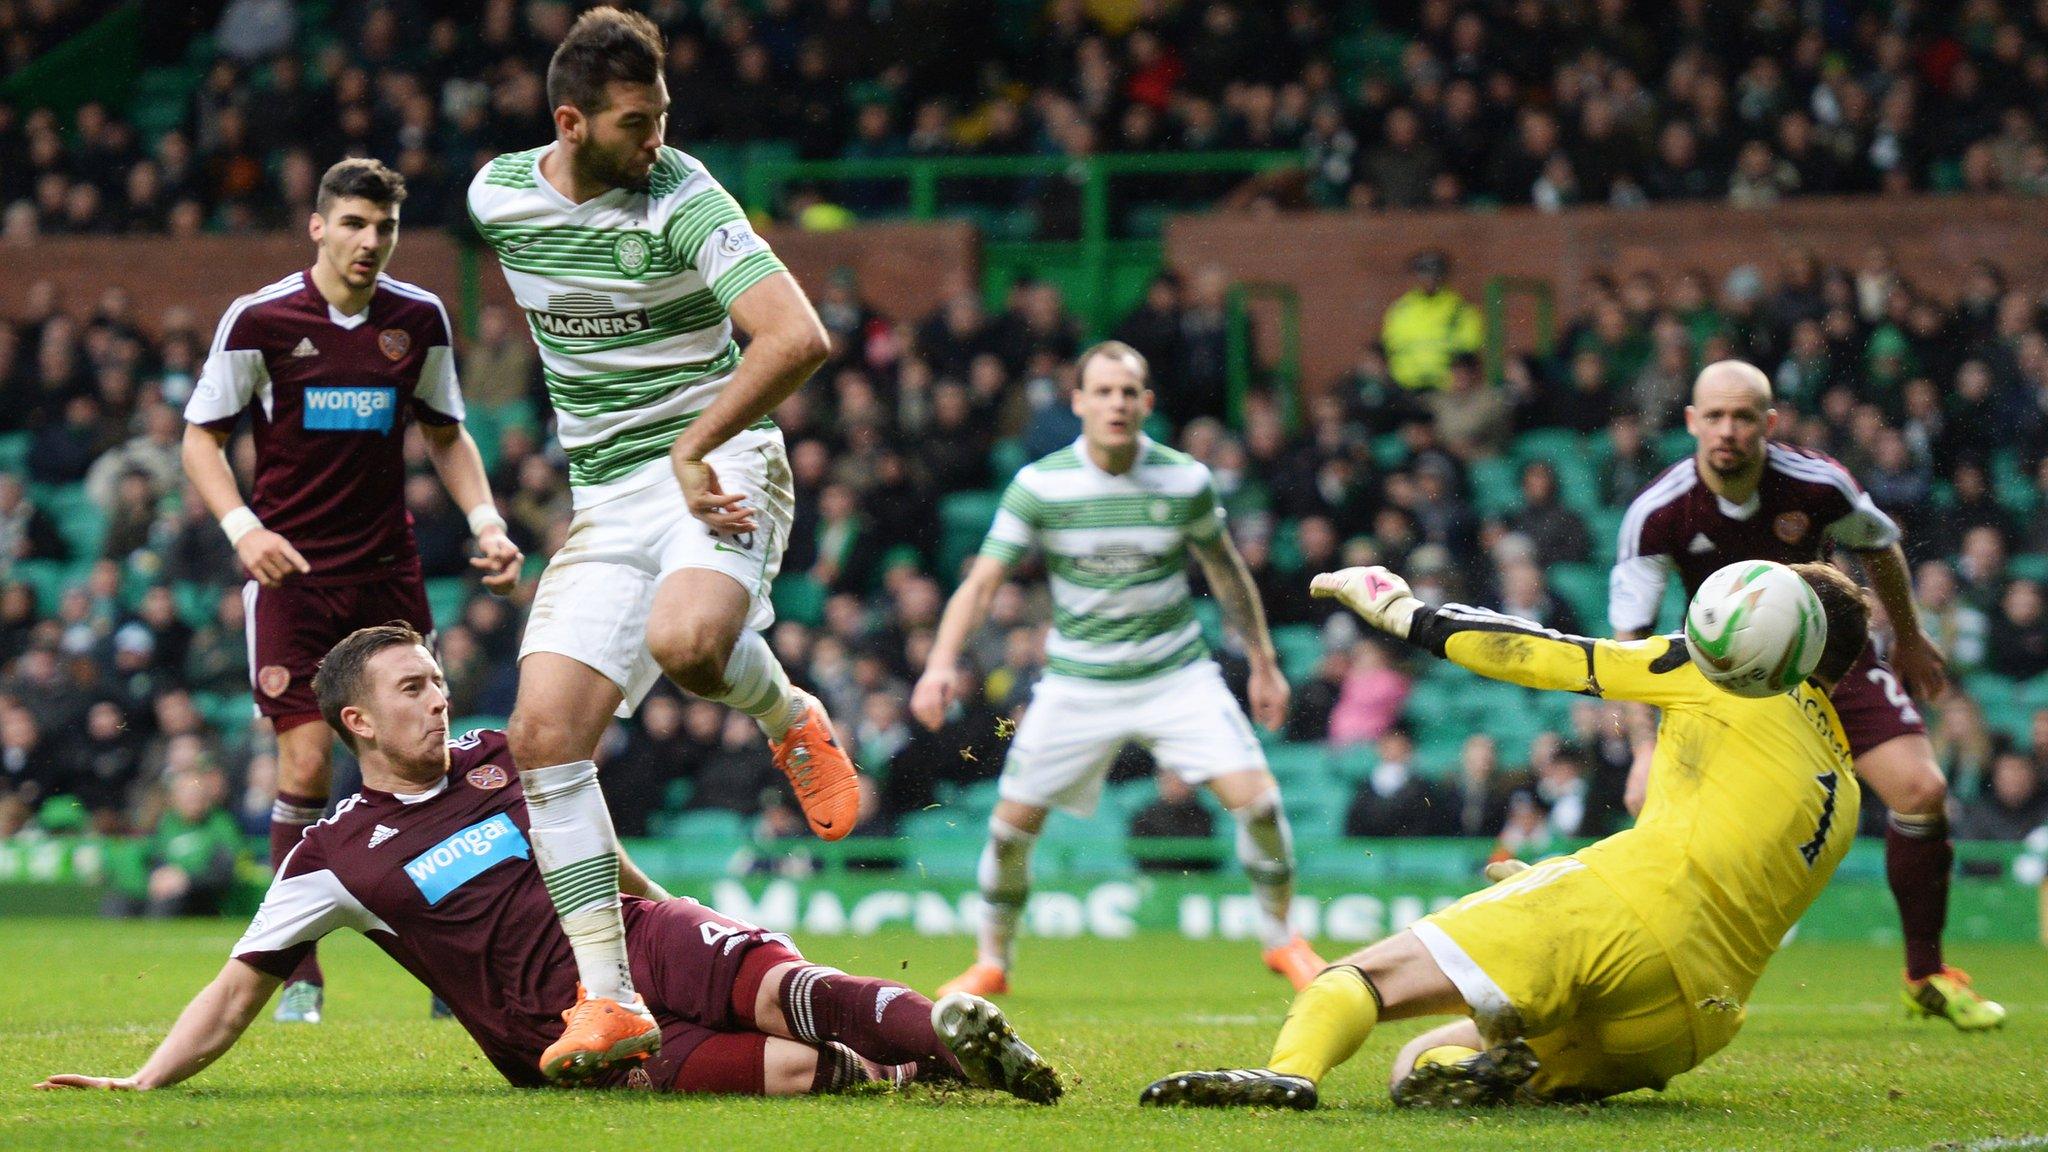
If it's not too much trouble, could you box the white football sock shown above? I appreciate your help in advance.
[1232,786,1298,951]
[521,759,634,1001]
[975,816,1037,971]
[707,628,802,741]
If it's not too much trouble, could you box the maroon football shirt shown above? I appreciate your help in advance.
[231,729,787,1089]
[184,270,465,585]
[1610,442,1900,633]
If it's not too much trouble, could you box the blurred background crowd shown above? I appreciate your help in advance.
[3,0,2048,900]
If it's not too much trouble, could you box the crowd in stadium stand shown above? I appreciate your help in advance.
[7,231,2048,861]
[4,1,2048,868]
[13,0,2048,239]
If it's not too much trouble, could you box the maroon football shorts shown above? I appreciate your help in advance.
[617,896,805,1093]
[245,573,433,732]
[1829,644,1928,759]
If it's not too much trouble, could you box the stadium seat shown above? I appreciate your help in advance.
[1271,624,1325,684]
[1467,456,1523,518]
[990,438,1030,485]
[425,577,471,629]
[0,431,28,473]
[938,490,1002,576]
[771,573,828,626]
[1263,741,1328,785]
[1549,562,1611,632]
[1962,674,2025,739]
[173,581,222,630]
[35,485,104,561]
[449,715,505,738]
[2008,553,2048,583]
[7,559,71,611]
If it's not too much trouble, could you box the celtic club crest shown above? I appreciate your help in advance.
[613,232,651,276]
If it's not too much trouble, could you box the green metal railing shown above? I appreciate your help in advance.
[1482,275,1558,384]
[0,1,142,116]
[1226,282,1303,430]
[740,151,1299,335]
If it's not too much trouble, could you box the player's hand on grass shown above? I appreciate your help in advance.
[36,1074,144,1091]
[1309,566,1423,639]
[910,665,957,731]
[1891,626,1949,702]
[674,459,757,536]
[235,528,310,588]
[471,524,523,594]
[1248,659,1290,731]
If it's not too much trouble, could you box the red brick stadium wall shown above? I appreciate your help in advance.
[1166,195,2048,395]
[0,221,977,338]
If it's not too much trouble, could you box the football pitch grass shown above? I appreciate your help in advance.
[3,918,2044,1152]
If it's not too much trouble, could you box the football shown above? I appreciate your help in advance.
[1684,561,1828,698]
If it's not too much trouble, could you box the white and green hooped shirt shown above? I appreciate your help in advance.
[979,436,1225,682]
[467,145,786,504]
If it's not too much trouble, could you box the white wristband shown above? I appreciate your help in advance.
[466,504,508,536]
[219,507,263,547]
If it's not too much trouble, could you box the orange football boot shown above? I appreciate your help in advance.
[770,693,862,841]
[937,962,1010,999]
[539,986,661,1083]
[1263,936,1327,991]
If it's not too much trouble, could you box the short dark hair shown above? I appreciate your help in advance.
[314,623,426,751]
[1792,562,1870,688]
[1076,339,1150,385]
[547,8,665,115]
[315,158,406,215]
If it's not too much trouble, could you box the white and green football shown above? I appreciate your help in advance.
[1684,560,1828,698]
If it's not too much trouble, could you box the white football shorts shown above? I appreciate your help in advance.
[1000,658,1267,816]
[519,439,792,711]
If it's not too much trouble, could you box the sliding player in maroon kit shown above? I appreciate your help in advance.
[1611,360,2004,1029]
[180,159,523,1024]
[34,625,1060,1103]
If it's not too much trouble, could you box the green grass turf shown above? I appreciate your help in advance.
[1,918,2044,1151]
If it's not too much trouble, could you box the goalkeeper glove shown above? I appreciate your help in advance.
[1309,566,1425,640]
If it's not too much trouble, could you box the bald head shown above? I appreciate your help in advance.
[1691,359,1773,409]
[1686,359,1778,482]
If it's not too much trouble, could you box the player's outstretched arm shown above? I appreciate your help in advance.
[1311,567,1704,707]
[181,423,308,587]
[1191,532,1289,730]
[1855,542,1948,700]
[37,960,280,1091]
[912,555,1010,731]
[418,422,523,593]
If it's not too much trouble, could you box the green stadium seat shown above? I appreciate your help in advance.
[652,808,748,844]
[2009,553,2048,583]
[1326,742,1376,781]
[938,490,1002,577]
[7,559,78,612]
[1271,624,1325,684]
[1549,562,1611,633]
[771,573,828,626]
[1655,429,1694,465]
[1371,434,1407,471]
[35,486,104,560]
[174,581,222,629]
[425,577,471,629]
[450,715,506,738]
[1263,742,1328,784]
[1962,674,2024,738]
[1589,507,1625,565]
[0,431,28,472]
[1467,456,1522,518]
[991,438,1030,486]
[1514,428,1581,463]
[1193,598,1223,646]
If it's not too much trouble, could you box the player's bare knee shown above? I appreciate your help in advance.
[762,1038,821,1096]
[647,624,727,695]
[506,709,583,770]
[1882,764,1948,816]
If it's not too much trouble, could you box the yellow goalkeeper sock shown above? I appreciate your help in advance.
[1268,965,1380,1083]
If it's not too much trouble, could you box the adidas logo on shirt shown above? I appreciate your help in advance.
[368,824,400,849]
[291,337,319,358]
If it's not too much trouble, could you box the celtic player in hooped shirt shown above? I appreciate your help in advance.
[36,626,1059,1105]
[465,9,858,1080]
[911,341,1326,1001]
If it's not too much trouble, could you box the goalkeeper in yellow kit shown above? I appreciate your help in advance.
[1142,560,1871,1109]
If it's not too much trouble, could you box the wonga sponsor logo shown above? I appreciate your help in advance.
[403,813,529,905]
[303,386,397,433]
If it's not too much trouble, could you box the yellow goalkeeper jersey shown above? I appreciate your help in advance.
[1409,606,1860,1018]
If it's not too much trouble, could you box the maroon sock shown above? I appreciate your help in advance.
[1885,813,1953,981]
[777,966,956,1069]
[271,789,327,986]
[809,1042,894,1094]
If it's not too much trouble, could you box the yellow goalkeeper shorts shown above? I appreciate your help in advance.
[1409,856,1740,1100]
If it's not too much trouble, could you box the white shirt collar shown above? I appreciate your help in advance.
[392,776,449,806]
